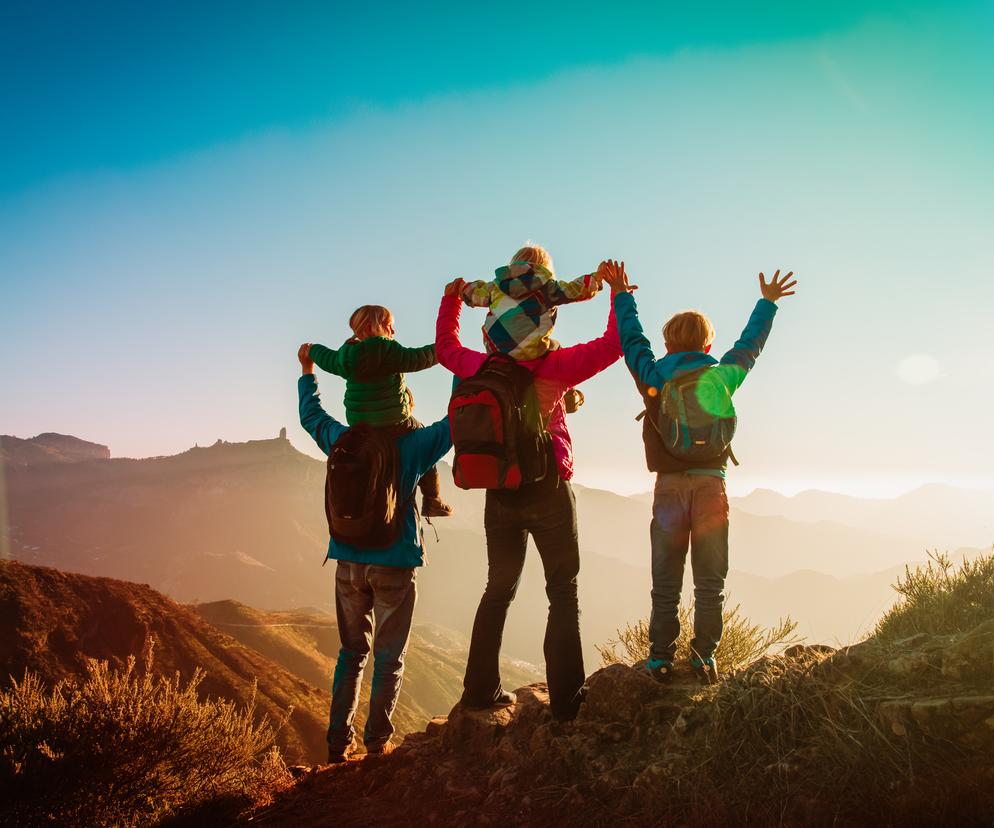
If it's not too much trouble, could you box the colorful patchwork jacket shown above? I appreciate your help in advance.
[460,262,601,361]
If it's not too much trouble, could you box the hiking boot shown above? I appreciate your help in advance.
[460,690,517,711]
[690,655,720,685]
[643,656,674,684]
[365,740,395,757]
[422,496,454,518]
[327,739,355,764]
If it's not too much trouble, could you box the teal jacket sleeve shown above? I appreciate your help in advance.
[717,299,778,394]
[298,374,348,455]
[613,292,661,388]
[309,343,345,378]
[409,416,452,478]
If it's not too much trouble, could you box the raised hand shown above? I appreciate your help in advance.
[298,343,314,374]
[759,270,797,302]
[444,277,466,297]
[601,260,638,295]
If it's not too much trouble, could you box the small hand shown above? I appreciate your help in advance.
[601,260,638,295]
[298,343,314,374]
[444,277,466,297]
[759,270,798,302]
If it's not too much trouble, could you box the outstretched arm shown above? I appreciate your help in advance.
[297,345,348,455]
[718,269,795,393]
[544,269,603,307]
[600,260,658,388]
[545,300,623,388]
[372,340,437,374]
[460,280,493,308]
[308,343,345,377]
[436,279,487,379]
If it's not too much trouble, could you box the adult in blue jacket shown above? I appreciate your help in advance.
[297,344,452,761]
[602,262,797,684]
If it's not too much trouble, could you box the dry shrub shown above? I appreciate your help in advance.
[596,602,800,671]
[0,648,292,827]
[875,549,994,640]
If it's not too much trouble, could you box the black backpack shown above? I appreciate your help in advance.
[448,354,549,489]
[639,366,738,466]
[325,424,411,548]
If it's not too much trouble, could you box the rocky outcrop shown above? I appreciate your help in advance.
[247,620,994,827]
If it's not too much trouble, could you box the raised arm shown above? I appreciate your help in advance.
[460,279,493,308]
[718,269,794,393]
[544,301,622,388]
[308,343,346,377]
[297,345,348,455]
[369,340,437,374]
[544,270,603,307]
[436,280,487,379]
[613,292,661,389]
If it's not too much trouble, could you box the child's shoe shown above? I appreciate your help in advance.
[422,496,454,518]
[690,655,720,685]
[643,656,674,684]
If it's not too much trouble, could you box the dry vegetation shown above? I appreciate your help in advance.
[0,648,292,827]
[596,601,801,672]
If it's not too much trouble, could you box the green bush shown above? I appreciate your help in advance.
[875,550,994,640]
[596,602,800,672]
[0,649,292,827]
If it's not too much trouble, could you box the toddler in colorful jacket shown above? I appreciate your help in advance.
[460,244,604,361]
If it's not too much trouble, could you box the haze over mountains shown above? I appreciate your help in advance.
[3,431,989,662]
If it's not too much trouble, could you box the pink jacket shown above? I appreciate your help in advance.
[435,294,622,480]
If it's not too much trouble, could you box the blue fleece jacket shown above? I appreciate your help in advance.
[613,292,777,392]
[298,373,452,568]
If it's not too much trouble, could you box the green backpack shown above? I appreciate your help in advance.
[644,366,739,465]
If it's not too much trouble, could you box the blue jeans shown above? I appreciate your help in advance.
[328,561,416,752]
[648,473,729,662]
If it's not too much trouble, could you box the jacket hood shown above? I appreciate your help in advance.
[655,351,718,382]
[494,261,555,299]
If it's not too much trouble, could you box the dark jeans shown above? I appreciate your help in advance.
[462,476,585,721]
[328,561,416,752]
[648,473,729,662]
[381,417,441,500]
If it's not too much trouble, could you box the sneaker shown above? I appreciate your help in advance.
[690,655,720,685]
[460,690,517,711]
[422,496,454,518]
[643,656,674,684]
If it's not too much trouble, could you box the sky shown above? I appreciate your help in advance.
[2,1,993,498]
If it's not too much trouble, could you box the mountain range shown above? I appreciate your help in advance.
[1,431,988,665]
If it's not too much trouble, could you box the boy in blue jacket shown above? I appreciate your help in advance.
[297,343,453,761]
[602,262,797,684]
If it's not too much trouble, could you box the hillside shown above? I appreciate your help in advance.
[242,554,994,827]
[0,433,110,467]
[0,560,329,764]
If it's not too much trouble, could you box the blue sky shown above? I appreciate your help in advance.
[2,1,993,496]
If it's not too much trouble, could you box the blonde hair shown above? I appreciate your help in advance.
[663,310,715,353]
[349,305,393,340]
[511,242,554,275]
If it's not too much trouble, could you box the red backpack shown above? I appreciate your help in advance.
[448,354,550,489]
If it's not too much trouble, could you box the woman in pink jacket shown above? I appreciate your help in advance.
[436,277,622,721]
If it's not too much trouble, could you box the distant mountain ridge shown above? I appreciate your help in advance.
[1,433,110,466]
[3,431,987,662]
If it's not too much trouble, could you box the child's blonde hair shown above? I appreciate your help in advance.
[511,242,554,275]
[349,305,393,340]
[663,310,715,353]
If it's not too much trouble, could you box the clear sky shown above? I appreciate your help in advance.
[2,1,993,497]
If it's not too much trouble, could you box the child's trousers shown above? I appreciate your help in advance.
[647,472,729,662]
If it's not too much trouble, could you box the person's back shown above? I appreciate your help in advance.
[296,344,452,761]
[603,261,797,685]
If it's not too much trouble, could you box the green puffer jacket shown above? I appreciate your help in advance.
[309,338,437,426]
